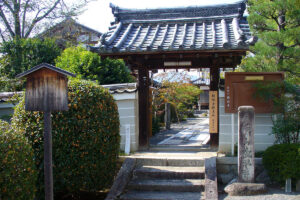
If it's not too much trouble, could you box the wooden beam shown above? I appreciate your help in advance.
[127,56,240,70]
[138,68,150,149]
[210,67,220,148]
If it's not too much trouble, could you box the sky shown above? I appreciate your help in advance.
[78,0,243,33]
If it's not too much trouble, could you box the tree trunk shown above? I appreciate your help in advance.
[13,0,21,38]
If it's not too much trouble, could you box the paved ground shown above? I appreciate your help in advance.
[139,117,300,200]
[150,117,210,147]
[219,187,300,200]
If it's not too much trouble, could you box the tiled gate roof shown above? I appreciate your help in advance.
[95,0,255,54]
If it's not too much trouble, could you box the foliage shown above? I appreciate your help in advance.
[11,80,120,198]
[0,76,25,92]
[0,0,91,40]
[263,143,300,184]
[240,0,300,84]
[254,81,300,143]
[0,120,37,200]
[155,81,201,121]
[55,46,135,84]
[152,115,161,135]
[0,37,61,79]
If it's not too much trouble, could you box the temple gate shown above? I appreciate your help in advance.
[92,1,255,149]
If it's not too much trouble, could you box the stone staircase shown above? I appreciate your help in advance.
[105,152,217,200]
[119,157,206,200]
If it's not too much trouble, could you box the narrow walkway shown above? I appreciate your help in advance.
[150,117,210,148]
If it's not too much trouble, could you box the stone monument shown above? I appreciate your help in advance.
[225,106,267,196]
[238,106,255,183]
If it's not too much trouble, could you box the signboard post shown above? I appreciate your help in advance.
[16,63,75,200]
[125,124,131,155]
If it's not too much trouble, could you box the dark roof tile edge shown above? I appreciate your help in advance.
[16,63,76,78]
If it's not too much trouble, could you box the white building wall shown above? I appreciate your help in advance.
[112,92,139,152]
[0,103,14,118]
[219,90,275,154]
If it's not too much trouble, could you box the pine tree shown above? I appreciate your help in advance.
[241,0,300,84]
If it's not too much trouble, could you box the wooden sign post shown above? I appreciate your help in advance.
[209,91,218,133]
[16,63,75,200]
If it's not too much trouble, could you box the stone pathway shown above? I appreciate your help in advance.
[219,187,300,200]
[150,117,210,147]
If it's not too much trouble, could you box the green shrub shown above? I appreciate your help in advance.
[12,80,120,198]
[152,116,161,135]
[0,120,37,200]
[262,144,300,185]
[55,46,135,84]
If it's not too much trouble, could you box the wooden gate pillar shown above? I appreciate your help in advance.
[210,67,220,148]
[138,67,150,149]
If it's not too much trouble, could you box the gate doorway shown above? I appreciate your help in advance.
[94,2,255,150]
[148,68,215,151]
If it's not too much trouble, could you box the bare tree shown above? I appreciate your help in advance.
[0,0,91,41]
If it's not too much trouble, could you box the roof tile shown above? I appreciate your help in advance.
[96,1,256,53]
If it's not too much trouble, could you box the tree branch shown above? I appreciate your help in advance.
[12,0,21,38]
[0,5,15,37]
[2,0,14,13]
[0,28,7,42]
[287,39,300,48]
[24,0,61,38]
[21,0,31,38]
[255,26,277,32]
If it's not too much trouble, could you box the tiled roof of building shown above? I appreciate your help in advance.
[95,0,255,54]
[0,92,23,102]
[40,18,102,37]
[101,83,137,94]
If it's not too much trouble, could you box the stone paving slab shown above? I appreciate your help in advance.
[125,152,217,159]
[120,190,204,200]
[219,187,300,200]
[153,117,210,146]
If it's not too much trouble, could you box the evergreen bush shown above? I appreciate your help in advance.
[11,80,120,198]
[0,120,37,200]
[262,143,300,185]
[55,46,135,84]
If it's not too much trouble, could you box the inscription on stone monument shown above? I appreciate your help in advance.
[238,106,255,183]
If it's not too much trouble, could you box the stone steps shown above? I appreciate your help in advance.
[120,190,204,200]
[127,178,205,192]
[148,145,211,152]
[134,166,205,179]
[133,157,207,167]
[119,157,206,200]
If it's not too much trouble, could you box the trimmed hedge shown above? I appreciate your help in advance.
[262,143,300,184]
[12,80,120,198]
[0,120,37,200]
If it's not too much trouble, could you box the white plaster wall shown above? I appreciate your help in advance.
[219,90,275,154]
[0,103,14,118]
[112,92,139,152]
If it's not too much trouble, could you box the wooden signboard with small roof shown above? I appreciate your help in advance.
[16,63,75,200]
